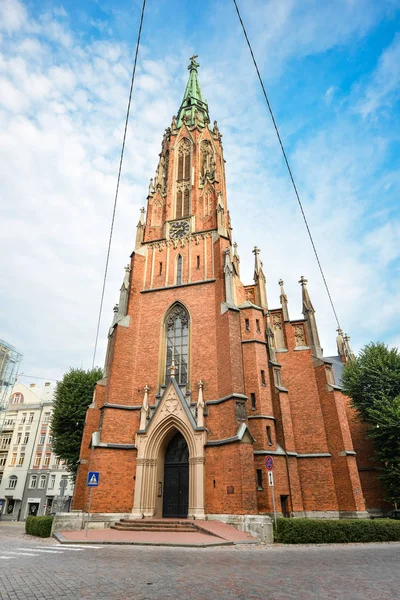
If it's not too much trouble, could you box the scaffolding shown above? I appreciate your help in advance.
[0,338,23,410]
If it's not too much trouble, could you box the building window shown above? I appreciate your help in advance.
[0,456,6,467]
[43,413,50,424]
[196,255,200,269]
[16,433,22,445]
[165,303,189,387]
[245,319,250,331]
[8,475,17,489]
[1,435,11,449]
[251,393,256,410]
[28,413,34,424]
[48,435,53,445]
[10,453,17,466]
[49,474,56,489]
[261,370,266,386]
[23,434,29,445]
[21,413,27,424]
[18,453,25,466]
[29,474,38,489]
[159,261,163,276]
[256,319,261,333]
[34,455,41,467]
[176,254,182,285]
[176,138,191,218]
[39,475,47,489]
[39,434,46,445]
[12,393,24,404]
[256,469,263,490]
[266,426,273,446]
[44,455,51,467]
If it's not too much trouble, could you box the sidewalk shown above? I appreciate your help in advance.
[55,520,260,548]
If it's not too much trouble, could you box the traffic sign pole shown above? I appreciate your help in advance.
[85,471,100,537]
[265,456,277,530]
[270,477,277,530]
[85,487,93,538]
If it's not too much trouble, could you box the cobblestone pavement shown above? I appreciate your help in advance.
[0,523,399,599]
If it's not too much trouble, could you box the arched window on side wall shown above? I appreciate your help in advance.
[8,475,17,489]
[165,303,189,387]
[176,255,182,285]
[176,139,191,218]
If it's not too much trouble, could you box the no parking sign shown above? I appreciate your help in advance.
[264,455,273,471]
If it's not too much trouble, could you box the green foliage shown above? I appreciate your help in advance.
[275,518,400,544]
[25,516,54,538]
[341,342,400,505]
[51,367,103,480]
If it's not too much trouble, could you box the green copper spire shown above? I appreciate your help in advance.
[176,55,210,128]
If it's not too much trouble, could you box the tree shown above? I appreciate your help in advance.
[341,342,400,506]
[51,367,103,480]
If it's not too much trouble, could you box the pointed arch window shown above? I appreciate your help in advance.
[176,254,182,285]
[165,304,189,386]
[176,139,191,218]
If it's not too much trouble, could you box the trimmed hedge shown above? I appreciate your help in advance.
[275,518,400,544]
[25,516,54,538]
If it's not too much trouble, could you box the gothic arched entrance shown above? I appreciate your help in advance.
[162,431,189,518]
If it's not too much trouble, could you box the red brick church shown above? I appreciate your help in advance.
[73,57,384,528]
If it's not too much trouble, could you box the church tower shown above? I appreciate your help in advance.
[72,58,380,529]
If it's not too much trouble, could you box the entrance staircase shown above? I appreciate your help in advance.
[110,518,213,534]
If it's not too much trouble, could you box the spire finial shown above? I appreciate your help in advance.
[299,275,308,286]
[299,277,322,358]
[279,279,289,322]
[188,55,199,71]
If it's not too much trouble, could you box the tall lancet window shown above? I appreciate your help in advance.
[165,304,189,386]
[176,139,191,218]
[176,254,182,285]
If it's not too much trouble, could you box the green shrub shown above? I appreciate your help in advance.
[275,518,400,544]
[25,515,54,538]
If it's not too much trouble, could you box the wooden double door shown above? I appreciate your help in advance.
[162,432,189,518]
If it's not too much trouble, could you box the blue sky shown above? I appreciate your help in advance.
[1,0,400,382]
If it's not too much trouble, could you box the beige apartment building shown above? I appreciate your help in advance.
[0,382,73,520]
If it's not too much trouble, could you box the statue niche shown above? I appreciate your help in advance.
[199,140,216,186]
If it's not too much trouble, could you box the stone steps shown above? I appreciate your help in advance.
[110,519,209,534]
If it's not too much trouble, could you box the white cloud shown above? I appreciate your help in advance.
[0,0,399,382]
[0,0,27,34]
[356,33,400,117]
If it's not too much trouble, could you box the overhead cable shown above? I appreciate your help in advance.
[232,0,341,330]
[92,0,147,368]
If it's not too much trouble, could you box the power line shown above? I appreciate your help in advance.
[232,0,341,330]
[92,0,147,369]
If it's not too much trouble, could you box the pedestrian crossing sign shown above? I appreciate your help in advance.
[87,471,100,487]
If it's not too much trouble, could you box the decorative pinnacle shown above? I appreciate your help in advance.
[198,379,203,389]
[144,384,150,393]
[279,279,284,287]
[113,304,119,313]
[253,246,260,255]
[299,276,308,286]
[124,264,130,273]
[169,360,177,378]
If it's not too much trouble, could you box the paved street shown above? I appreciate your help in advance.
[0,523,399,599]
